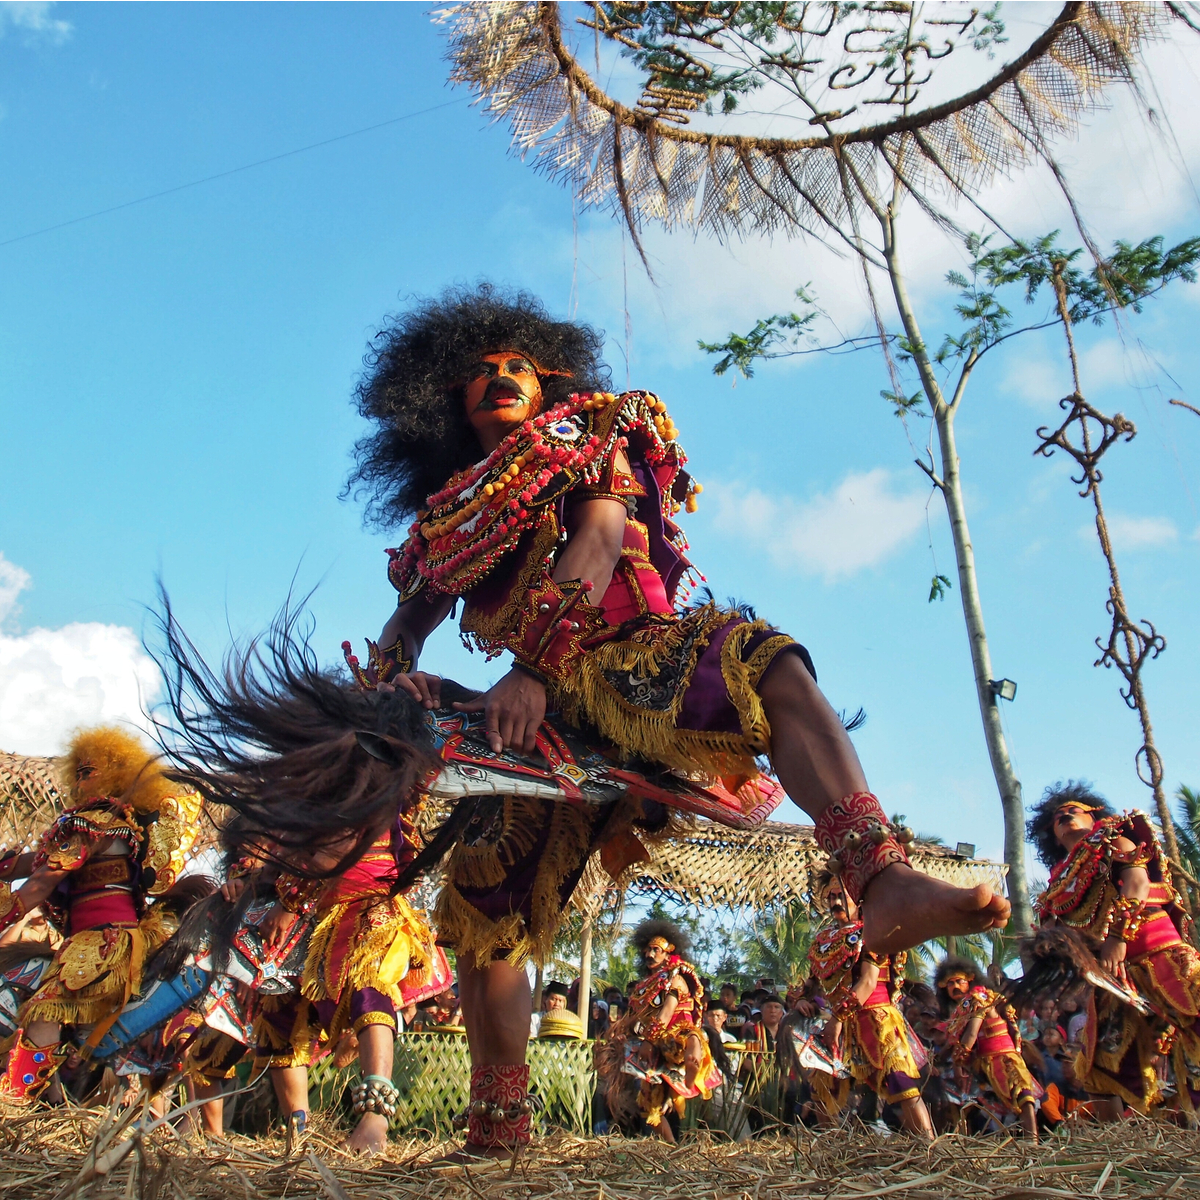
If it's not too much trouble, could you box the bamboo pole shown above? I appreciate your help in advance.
[576,916,593,1028]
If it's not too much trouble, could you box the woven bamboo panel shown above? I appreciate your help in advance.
[308,1033,595,1135]
[0,753,65,851]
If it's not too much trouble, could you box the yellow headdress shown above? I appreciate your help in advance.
[65,726,175,814]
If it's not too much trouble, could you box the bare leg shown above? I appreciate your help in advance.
[1019,1099,1038,1141]
[195,1081,225,1136]
[343,1024,393,1155]
[898,1094,934,1139]
[458,958,531,1067]
[270,1065,308,1127]
[759,654,1010,952]
[442,958,531,1162]
[1093,1094,1124,1122]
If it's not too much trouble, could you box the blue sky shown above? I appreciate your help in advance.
[1,2,1198,875]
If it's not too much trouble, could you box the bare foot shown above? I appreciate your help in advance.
[427,1144,514,1171]
[862,864,1010,954]
[343,1112,389,1155]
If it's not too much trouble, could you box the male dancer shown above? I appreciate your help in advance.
[343,284,1006,1156]
[936,956,1038,1139]
[1029,781,1200,1120]
[596,920,720,1139]
[807,879,934,1137]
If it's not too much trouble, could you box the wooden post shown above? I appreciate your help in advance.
[577,915,593,1030]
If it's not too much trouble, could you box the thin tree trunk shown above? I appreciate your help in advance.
[881,215,1033,932]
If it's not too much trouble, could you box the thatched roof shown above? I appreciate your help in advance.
[0,752,66,851]
[2,753,1007,913]
[613,819,1006,912]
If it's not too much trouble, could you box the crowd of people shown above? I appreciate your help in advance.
[0,285,1195,1163]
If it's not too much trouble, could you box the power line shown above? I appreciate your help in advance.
[0,98,461,249]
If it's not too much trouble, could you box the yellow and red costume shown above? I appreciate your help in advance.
[808,918,923,1104]
[946,984,1039,1115]
[0,728,202,1098]
[600,952,721,1127]
[350,389,910,959]
[255,816,437,1068]
[1037,810,1200,1115]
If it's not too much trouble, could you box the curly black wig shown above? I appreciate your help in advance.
[347,283,610,528]
[630,918,691,956]
[934,955,979,1015]
[1026,779,1116,870]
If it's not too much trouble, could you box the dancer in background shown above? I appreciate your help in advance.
[807,878,933,1138]
[596,920,720,1141]
[936,956,1039,1140]
[0,728,202,1100]
[1029,781,1200,1121]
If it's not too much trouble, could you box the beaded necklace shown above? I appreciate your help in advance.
[390,389,697,599]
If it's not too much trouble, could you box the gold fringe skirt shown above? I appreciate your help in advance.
[20,907,172,1030]
[553,603,799,784]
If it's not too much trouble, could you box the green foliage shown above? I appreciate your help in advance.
[697,286,820,377]
[595,2,1008,116]
[1174,784,1200,885]
[882,386,926,417]
[737,898,816,990]
[928,573,952,603]
[906,929,1018,982]
[934,230,1200,369]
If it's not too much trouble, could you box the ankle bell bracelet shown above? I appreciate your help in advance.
[825,819,915,874]
[453,1096,537,1128]
[351,1074,399,1118]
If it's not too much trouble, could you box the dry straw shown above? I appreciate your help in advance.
[1,1096,1198,1199]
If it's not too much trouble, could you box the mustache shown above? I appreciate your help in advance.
[477,377,530,409]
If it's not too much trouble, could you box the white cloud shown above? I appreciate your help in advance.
[1103,514,1179,551]
[0,553,31,627]
[0,2,71,42]
[0,555,159,756]
[707,468,928,581]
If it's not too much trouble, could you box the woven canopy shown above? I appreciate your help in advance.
[443,2,1166,243]
[604,818,1006,914]
[0,751,66,851]
[2,752,1006,914]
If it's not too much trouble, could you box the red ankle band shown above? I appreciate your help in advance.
[815,792,912,904]
[463,1063,533,1150]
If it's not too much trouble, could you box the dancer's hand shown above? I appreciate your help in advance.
[220,877,249,903]
[453,668,546,754]
[392,671,442,709]
[261,903,297,950]
[1099,936,1127,979]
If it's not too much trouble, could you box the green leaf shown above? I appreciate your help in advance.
[928,574,952,602]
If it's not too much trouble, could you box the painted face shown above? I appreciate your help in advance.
[642,940,670,970]
[944,974,972,1002]
[1052,802,1097,847]
[462,351,543,444]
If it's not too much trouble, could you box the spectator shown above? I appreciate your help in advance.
[531,980,570,1037]
[719,983,740,1012]
[589,998,610,1038]
[603,985,624,1016]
